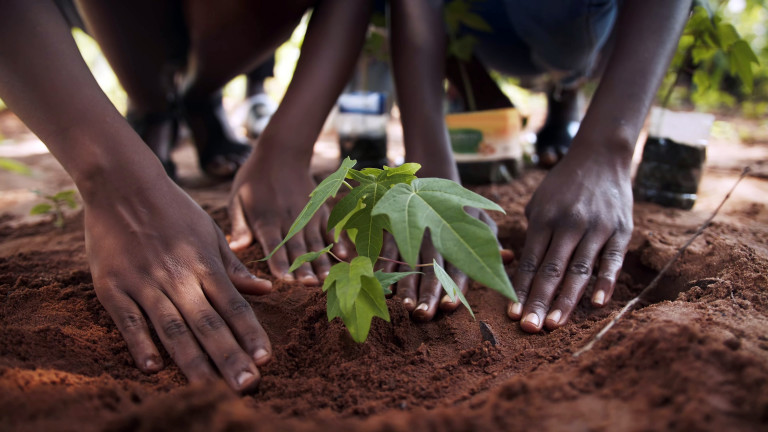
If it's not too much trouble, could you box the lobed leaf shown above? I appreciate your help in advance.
[372,178,517,302]
[326,266,389,343]
[262,158,357,261]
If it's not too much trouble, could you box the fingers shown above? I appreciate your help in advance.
[518,230,582,333]
[438,263,469,312]
[304,216,332,280]
[218,232,272,296]
[228,195,254,252]
[285,230,320,286]
[545,231,610,330]
[375,232,399,274]
[412,240,442,322]
[592,230,631,308]
[136,289,218,385]
[252,217,293,282]
[96,284,163,374]
[165,278,262,392]
[395,263,418,312]
[508,227,552,319]
[200,270,273,368]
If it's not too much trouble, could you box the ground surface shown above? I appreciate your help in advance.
[1,111,767,431]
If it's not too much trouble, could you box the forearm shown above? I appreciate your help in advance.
[390,0,458,180]
[254,0,372,168]
[0,0,167,203]
[574,0,692,165]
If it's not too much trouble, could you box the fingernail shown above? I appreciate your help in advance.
[282,273,295,282]
[416,303,429,312]
[440,295,453,305]
[144,358,160,371]
[236,371,255,388]
[546,309,562,326]
[254,348,270,363]
[593,290,605,306]
[402,298,415,309]
[522,313,540,329]
[508,302,523,317]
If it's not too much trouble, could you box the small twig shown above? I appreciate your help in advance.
[376,256,434,268]
[328,250,345,263]
[574,167,750,357]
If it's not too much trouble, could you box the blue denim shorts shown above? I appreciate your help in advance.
[461,0,619,87]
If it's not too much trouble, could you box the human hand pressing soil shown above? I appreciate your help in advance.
[228,155,353,285]
[507,146,633,332]
[85,178,274,391]
[376,210,513,321]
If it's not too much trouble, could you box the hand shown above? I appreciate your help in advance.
[84,180,273,392]
[507,147,633,332]
[377,209,512,321]
[228,157,351,285]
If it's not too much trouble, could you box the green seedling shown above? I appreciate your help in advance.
[29,189,78,228]
[264,158,516,342]
[444,0,493,111]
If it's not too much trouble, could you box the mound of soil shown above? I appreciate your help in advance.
[2,168,768,431]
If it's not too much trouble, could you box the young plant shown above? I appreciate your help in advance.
[29,189,78,228]
[263,158,516,342]
[444,0,493,111]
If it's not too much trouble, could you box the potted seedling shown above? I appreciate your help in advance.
[263,158,516,342]
[443,0,525,185]
[634,2,759,209]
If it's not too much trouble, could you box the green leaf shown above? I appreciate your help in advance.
[374,270,420,294]
[29,203,52,215]
[262,157,357,261]
[443,0,470,35]
[289,244,333,273]
[322,257,376,315]
[460,12,492,33]
[345,208,387,259]
[0,158,32,176]
[326,271,390,343]
[372,178,516,302]
[715,23,740,50]
[332,164,421,258]
[53,190,78,209]
[449,34,478,62]
[728,40,759,92]
[433,260,474,319]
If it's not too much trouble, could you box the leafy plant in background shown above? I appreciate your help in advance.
[263,158,516,342]
[661,0,762,113]
[0,158,31,175]
[444,0,493,111]
[30,189,78,228]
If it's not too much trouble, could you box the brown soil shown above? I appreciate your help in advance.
[1,113,768,431]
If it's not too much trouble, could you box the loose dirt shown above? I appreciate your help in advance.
[1,114,767,431]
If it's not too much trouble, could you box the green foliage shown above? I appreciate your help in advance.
[443,0,493,111]
[663,1,764,114]
[0,158,32,175]
[30,189,79,228]
[271,158,514,342]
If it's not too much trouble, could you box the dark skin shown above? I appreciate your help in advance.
[399,0,692,331]
[229,0,500,322]
[509,0,692,333]
[1,0,475,392]
[0,0,273,391]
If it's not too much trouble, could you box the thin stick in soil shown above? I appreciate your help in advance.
[573,166,751,358]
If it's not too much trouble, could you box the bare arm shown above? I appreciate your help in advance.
[509,0,693,331]
[0,0,273,391]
